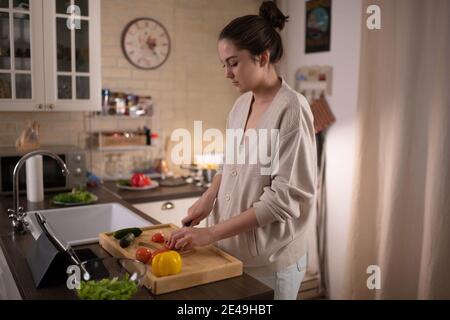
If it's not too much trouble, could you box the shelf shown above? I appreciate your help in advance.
[95,145,157,152]
[92,114,153,120]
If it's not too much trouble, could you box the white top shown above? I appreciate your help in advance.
[209,78,318,275]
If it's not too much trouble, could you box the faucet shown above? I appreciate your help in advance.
[7,150,70,234]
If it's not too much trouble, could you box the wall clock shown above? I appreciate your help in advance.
[121,17,171,70]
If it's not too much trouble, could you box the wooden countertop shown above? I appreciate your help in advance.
[0,186,273,300]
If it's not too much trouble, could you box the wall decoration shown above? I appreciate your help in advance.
[121,17,171,70]
[305,0,332,53]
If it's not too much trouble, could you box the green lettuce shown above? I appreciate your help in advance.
[53,189,93,203]
[76,274,138,300]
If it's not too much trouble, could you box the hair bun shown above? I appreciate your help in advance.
[259,1,289,31]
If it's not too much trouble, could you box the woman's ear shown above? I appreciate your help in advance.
[259,51,270,67]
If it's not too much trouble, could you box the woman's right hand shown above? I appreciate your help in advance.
[182,192,216,227]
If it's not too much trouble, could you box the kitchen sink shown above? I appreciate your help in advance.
[26,203,152,248]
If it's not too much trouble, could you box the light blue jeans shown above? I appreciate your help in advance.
[245,254,307,300]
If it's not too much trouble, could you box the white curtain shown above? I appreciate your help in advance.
[344,0,450,299]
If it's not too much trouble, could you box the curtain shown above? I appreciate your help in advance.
[315,130,329,295]
[344,0,450,299]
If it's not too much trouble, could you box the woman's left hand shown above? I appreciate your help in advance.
[167,227,215,250]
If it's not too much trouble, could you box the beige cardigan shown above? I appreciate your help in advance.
[208,78,317,276]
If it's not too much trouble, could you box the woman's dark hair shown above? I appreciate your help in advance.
[219,1,289,64]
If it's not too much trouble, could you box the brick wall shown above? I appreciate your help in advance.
[100,0,261,136]
[0,112,86,147]
[0,0,262,175]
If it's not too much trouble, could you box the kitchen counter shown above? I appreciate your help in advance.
[0,186,273,300]
[102,180,206,204]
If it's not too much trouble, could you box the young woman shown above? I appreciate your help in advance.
[167,1,317,300]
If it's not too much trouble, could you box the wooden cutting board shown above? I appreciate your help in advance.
[99,223,243,295]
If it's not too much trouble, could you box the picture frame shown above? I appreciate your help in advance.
[305,0,332,54]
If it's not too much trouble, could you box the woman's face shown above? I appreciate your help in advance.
[218,39,264,93]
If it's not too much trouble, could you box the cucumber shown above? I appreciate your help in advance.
[119,233,135,248]
[113,227,142,239]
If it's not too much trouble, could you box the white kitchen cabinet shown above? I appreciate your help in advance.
[0,0,101,111]
[133,197,205,228]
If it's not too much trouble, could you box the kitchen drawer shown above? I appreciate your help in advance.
[133,197,205,227]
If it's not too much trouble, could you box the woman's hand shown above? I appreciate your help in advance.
[168,208,259,251]
[181,192,216,227]
[166,227,215,250]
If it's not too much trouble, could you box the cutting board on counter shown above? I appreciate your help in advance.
[99,223,243,295]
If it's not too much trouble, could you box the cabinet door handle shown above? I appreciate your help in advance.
[48,104,54,110]
[161,201,175,210]
[37,104,44,110]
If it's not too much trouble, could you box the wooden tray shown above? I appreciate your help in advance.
[99,224,243,295]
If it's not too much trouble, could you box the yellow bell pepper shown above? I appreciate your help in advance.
[151,250,182,277]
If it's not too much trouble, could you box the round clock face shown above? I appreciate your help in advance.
[121,18,171,70]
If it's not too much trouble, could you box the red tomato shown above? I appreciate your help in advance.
[151,232,165,243]
[135,247,152,264]
[142,176,151,185]
[150,248,169,264]
[131,173,151,187]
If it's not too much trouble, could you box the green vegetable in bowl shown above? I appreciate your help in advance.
[76,274,138,300]
[53,189,93,203]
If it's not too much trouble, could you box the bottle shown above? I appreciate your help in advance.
[150,132,159,146]
[115,92,126,115]
[102,89,110,114]
[144,126,151,145]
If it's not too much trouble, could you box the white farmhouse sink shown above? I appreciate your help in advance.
[26,203,152,248]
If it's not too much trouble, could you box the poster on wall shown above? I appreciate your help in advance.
[305,0,332,53]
